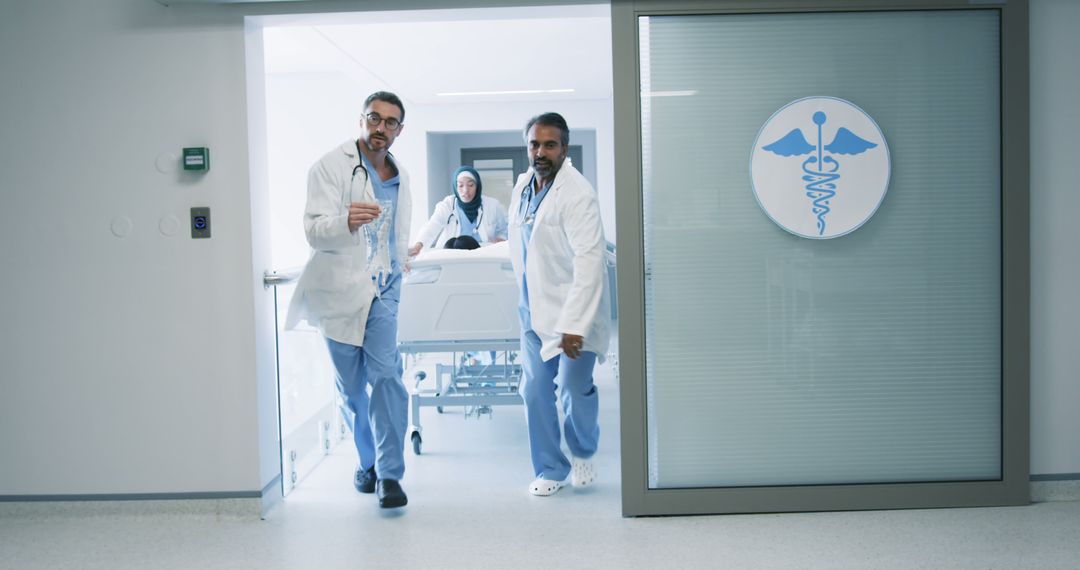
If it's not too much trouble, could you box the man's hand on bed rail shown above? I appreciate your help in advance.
[561,333,585,360]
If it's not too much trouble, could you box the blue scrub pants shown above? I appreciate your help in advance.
[325,277,407,481]
[519,329,600,482]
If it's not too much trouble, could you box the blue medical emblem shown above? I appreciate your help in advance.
[762,111,878,236]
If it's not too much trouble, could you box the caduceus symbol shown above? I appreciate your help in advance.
[762,111,877,236]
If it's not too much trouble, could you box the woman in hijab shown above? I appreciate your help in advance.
[409,165,508,255]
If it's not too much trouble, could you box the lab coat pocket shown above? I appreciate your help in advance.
[528,219,556,247]
[305,251,353,290]
[303,251,368,319]
[534,209,562,229]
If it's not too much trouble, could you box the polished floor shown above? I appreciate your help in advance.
[2,361,1078,569]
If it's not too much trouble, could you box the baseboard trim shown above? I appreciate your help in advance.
[0,491,263,518]
[1030,474,1080,503]
[0,490,260,502]
[260,474,283,519]
[1,475,1074,516]
[1030,472,1080,482]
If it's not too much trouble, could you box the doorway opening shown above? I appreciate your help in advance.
[248,5,617,500]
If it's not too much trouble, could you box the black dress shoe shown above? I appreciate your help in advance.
[354,466,376,494]
[377,479,407,508]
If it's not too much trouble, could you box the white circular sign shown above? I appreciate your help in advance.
[155,151,179,174]
[110,216,133,238]
[159,214,180,237]
[750,97,890,239]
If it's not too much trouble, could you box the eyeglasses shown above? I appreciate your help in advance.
[365,113,402,131]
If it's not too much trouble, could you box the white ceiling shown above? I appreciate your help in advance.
[261,5,613,106]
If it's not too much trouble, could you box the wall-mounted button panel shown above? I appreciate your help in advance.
[191,207,211,239]
[183,147,210,171]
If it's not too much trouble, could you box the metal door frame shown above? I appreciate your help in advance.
[611,0,1029,516]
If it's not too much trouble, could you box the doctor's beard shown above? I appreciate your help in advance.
[533,158,558,179]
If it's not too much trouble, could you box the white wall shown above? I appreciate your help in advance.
[0,0,1073,499]
[0,0,269,495]
[1029,0,1080,476]
[264,71,391,270]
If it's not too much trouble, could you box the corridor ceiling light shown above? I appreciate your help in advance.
[436,88,576,96]
[642,90,698,97]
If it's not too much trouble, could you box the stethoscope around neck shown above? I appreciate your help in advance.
[346,162,370,210]
[517,177,551,227]
[429,204,483,249]
[446,204,484,227]
[348,140,396,209]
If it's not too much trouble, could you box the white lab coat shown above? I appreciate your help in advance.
[508,162,610,362]
[285,140,413,347]
[414,195,508,249]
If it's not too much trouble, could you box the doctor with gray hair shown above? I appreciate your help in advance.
[508,111,611,497]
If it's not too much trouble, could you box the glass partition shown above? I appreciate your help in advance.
[640,10,1003,489]
[272,281,344,496]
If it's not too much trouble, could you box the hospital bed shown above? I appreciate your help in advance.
[398,241,523,454]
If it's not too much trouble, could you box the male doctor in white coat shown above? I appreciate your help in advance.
[509,112,611,496]
[285,91,412,509]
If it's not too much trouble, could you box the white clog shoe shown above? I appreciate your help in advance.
[528,477,567,496]
[571,457,596,488]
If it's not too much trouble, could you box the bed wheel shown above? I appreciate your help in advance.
[411,431,422,455]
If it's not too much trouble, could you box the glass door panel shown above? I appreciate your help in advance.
[640,10,1002,489]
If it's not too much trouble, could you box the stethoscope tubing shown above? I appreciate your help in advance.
[517,178,550,226]
[347,163,370,210]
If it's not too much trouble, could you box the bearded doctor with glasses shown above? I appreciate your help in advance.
[508,112,611,497]
[286,91,412,509]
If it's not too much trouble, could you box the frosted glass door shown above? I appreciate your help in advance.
[641,10,1002,489]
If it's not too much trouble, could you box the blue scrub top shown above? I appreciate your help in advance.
[360,153,401,295]
[454,201,481,242]
[516,175,553,333]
